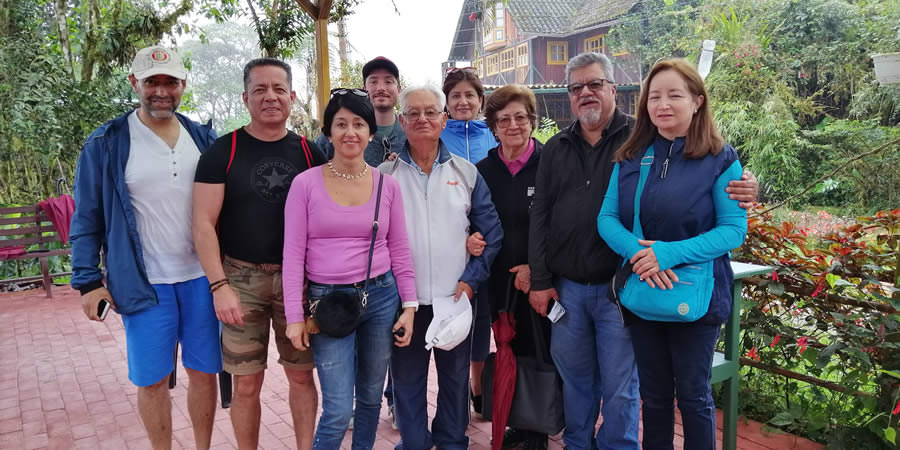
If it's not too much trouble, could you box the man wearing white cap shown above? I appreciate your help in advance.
[71,45,221,449]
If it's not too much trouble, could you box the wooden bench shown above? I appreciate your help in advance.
[0,204,72,297]
[713,261,772,450]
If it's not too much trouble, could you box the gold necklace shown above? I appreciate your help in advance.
[327,159,369,181]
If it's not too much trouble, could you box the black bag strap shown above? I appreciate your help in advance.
[361,172,385,303]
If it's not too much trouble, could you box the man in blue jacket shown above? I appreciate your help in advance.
[70,46,221,450]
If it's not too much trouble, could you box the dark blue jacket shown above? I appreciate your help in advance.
[597,135,747,323]
[70,111,217,315]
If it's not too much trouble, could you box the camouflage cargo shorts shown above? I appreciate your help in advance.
[222,256,314,375]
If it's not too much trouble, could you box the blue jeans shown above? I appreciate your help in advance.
[550,278,640,450]
[630,319,720,450]
[309,271,400,450]
[391,304,471,450]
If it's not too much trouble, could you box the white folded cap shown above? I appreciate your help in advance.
[424,293,473,351]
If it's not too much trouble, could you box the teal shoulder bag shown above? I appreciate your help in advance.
[617,146,714,322]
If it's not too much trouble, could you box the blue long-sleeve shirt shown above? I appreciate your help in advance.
[596,135,747,323]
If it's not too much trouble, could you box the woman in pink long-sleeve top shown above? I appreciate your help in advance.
[282,89,417,450]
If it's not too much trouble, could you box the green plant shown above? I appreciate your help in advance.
[532,117,559,144]
[729,208,900,446]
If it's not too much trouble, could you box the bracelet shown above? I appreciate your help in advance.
[209,279,230,293]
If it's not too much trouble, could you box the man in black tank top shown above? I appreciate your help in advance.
[193,58,325,450]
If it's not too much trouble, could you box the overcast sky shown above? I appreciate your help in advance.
[342,0,465,86]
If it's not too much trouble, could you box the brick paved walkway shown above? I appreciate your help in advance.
[0,286,822,449]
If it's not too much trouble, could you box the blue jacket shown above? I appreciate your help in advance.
[70,111,217,315]
[597,135,747,323]
[440,119,498,163]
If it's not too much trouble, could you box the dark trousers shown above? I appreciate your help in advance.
[391,305,471,450]
[630,319,720,450]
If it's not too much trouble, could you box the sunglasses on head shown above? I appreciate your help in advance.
[330,88,368,98]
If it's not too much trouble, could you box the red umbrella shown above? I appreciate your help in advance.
[491,277,519,450]
[38,194,74,244]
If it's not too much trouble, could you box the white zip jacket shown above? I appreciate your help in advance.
[380,141,503,306]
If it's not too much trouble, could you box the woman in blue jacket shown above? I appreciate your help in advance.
[440,67,497,416]
[597,59,747,450]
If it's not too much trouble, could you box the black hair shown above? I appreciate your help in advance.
[321,91,378,137]
[243,58,292,91]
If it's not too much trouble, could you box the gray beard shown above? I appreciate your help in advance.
[577,108,605,127]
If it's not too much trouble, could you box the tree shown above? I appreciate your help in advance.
[181,22,260,132]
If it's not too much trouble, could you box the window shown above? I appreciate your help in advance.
[500,49,515,71]
[486,54,500,75]
[547,41,568,65]
[516,44,528,67]
[473,57,484,78]
[584,35,605,54]
[483,1,505,44]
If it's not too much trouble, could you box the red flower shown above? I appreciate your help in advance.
[893,400,900,415]
[771,270,779,282]
[747,347,760,361]
[811,283,824,297]
[469,12,477,21]
[770,335,781,347]
[797,336,809,354]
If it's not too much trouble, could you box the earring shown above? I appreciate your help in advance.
[693,109,698,114]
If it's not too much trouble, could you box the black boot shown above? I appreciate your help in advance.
[471,390,483,416]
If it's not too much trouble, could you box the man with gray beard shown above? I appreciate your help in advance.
[527,52,758,450]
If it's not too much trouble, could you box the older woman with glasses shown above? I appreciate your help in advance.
[282,88,417,450]
[439,66,499,417]
[475,84,552,450]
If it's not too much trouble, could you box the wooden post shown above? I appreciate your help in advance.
[315,17,330,122]
[295,0,333,123]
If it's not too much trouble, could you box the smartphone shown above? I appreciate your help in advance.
[547,298,566,323]
[97,299,111,321]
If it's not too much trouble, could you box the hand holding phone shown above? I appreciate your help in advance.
[97,299,111,321]
[547,298,566,323]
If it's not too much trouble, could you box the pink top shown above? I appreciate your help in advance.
[499,139,536,176]
[282,166,417,324]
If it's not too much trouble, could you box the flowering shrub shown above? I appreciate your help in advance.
[729,208,899,447]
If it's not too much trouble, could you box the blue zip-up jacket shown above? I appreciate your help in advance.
[440,119,498,163]
[69,110,217,315]
[596,135,747,323]
[314,116,406,166]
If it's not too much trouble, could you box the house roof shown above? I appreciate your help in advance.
[506,0,640,35]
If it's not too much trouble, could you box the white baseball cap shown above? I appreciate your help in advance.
[130,46,187,80]
[424,294,473,351]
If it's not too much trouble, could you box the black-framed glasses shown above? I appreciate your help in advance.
[566,79,610,95]
[381,136,392,162]
[330,88,368,98]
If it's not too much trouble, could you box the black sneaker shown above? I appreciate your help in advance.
[502,428,528,449]
[521,432,548,450]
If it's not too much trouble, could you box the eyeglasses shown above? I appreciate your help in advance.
[330,88,368,98]
[382,136,392,162]
[566,79,610,95]
[496,113,534,128]
[402,109,444,121]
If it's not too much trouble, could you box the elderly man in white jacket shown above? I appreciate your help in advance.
[379,84,503,450]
